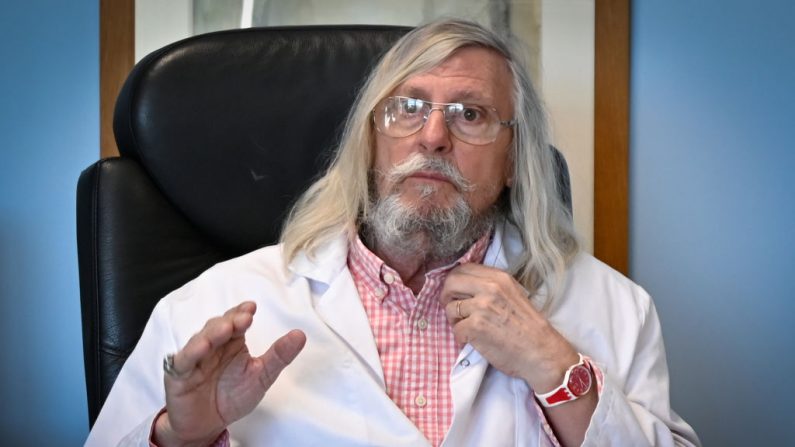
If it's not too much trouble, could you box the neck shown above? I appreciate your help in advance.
[372,239,459,294]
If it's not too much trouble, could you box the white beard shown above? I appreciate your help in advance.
[364,154,497,261]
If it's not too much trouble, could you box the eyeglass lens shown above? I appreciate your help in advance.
[374,96,510,145]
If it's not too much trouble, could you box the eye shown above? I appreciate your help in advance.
[462,107,483,122]
[402,98,422,115]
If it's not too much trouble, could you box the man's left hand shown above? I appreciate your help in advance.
[440,263,578,393]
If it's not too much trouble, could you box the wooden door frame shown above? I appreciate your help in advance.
[594,0,630,274]
[99,0,630,274]
[99,0,134,159]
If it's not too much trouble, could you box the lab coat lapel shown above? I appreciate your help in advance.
[315,270,385,386]
[444,223,511,444]
[445,221,540,445]
[445,347,490,446]
[485,219,551,310]
[288,235,385,387]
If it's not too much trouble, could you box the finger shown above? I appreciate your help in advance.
[206,303,258,345]
[222,302,257,337]
[442,265,528,310]
[439,268,476,308]
[450,308,504,347]
[171,320,229,376]
[172,305,257,375]
[444,297,470,323]
[444,295,506,326]
[258,330,307,389]
[224,301,257,318]
[438,290,473,308]
[451,262,502,278]
[440,269,493,307]
[451,316,476,346]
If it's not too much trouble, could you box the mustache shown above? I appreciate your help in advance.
[384,153,473,192]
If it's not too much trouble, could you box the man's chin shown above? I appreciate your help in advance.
[364,189,495,261]
[395,191,460,213]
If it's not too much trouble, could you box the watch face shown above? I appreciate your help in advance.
[567,365,592,396]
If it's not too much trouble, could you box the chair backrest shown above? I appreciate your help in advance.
[76,25,572,427]
[77,25,410,426]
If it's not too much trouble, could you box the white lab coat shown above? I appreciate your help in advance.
[86,222,700,446]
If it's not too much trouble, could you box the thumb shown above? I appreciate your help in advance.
[258,329,306,389]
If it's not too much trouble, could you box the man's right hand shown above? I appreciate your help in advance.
[153,301,306,447]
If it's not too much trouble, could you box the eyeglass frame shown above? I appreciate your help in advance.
[371,95,517,146]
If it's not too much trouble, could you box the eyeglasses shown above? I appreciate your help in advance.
[372,96,516,145]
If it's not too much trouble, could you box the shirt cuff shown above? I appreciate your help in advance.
[148,407,231,447]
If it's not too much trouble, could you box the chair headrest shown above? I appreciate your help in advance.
[114,26,410,254]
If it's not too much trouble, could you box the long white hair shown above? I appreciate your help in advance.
[280,19,579,299]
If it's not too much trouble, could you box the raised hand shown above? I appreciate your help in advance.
[440,263,578,393]
[154,301,306,446]
[441,264,598,445]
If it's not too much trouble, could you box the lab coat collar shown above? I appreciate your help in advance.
[287,220,523,286]
[286,220,542,300]
[286,232,350,285]
[480,219,551,311]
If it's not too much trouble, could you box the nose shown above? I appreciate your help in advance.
[418,108,452,153]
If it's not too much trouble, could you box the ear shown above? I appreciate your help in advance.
[504,159,515,188]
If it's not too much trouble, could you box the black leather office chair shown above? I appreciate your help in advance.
[76,25,572,427]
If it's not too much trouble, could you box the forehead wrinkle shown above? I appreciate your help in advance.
[397,85,431,100]
[447,89,494,104]
[394,49,509,106]
[396,83,495,106]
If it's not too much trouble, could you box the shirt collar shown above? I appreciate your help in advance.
[348,231,493,302]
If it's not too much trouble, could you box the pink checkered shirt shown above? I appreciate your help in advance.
[347,234,491,446]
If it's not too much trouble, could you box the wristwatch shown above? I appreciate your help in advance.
[535,353,593,408]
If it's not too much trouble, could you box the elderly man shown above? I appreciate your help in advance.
[86,20,699,446]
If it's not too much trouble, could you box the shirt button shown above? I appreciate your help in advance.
[383,272,396,284]
[459,358,470,367]
[374,287,386,298]
[416,318,428,331]
[415,394,427,407]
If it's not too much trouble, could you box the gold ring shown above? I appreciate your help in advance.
[456,300,463,319]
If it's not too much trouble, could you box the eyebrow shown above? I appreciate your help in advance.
[397,85,494,105]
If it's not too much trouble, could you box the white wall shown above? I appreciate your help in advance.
[540,0,594,251]
[136,0,193,61]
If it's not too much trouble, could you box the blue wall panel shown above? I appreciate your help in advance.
[0,1,97,443]
[631,1,795,445]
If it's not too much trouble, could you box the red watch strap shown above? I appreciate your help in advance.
[544,387,575,406]
[534,353,592,408]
